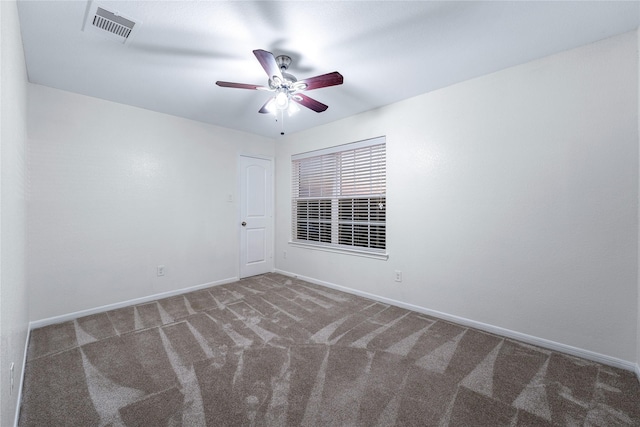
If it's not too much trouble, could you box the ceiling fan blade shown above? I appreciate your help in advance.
[253,49,283,81]
[259,97,275,114]
[216,81,265,90]
[292,93,329,113]
[298,72,344,91]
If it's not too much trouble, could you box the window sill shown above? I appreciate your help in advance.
[288,241,389,260]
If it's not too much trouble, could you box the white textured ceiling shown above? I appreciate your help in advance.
[17,1,640,138]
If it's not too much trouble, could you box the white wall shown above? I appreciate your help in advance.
[27,85,274,321]
[0,1,29,424]
[637,27,640,375]
[276,31,639,364]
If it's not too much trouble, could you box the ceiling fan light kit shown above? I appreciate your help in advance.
[275,88,290,109]
[216,49,344,134]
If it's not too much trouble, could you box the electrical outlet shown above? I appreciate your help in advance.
[10,362,14,396]
[394,270,402,282]
[283,250,287,259]
[157,265,165,276]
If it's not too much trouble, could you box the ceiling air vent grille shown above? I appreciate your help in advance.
[82,3,141,45]
[93,8,135,39]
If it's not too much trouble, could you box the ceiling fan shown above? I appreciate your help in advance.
[216,49,343,116]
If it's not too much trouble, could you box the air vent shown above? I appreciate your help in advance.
[82,2,141,45]
[93,8,135,39]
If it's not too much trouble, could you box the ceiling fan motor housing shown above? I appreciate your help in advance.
[269,55,299,89]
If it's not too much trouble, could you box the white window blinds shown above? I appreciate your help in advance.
[292,136,386,254]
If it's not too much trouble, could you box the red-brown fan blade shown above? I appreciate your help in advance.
[216,81,265,90]
[292,93,328,113]
[298,72,343,91]
[253,49,283,81]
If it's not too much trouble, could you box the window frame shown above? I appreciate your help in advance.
[290,136,388,260]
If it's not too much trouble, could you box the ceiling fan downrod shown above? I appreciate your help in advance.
[275,55,292,72]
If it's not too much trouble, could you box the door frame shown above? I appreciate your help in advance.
[237,154,275,279]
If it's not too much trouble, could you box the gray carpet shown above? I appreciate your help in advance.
[19,273,640,426]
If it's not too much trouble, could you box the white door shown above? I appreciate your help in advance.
[239,156,273,278]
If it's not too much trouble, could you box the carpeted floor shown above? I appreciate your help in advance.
[19,273,640,426]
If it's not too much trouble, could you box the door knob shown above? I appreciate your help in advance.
[241,221,247,227]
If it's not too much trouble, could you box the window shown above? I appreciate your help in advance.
[291,136,386,257]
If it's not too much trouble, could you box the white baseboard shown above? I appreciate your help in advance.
[275,269,638,374]
[29,276,238,329]
[13,326,31,427]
